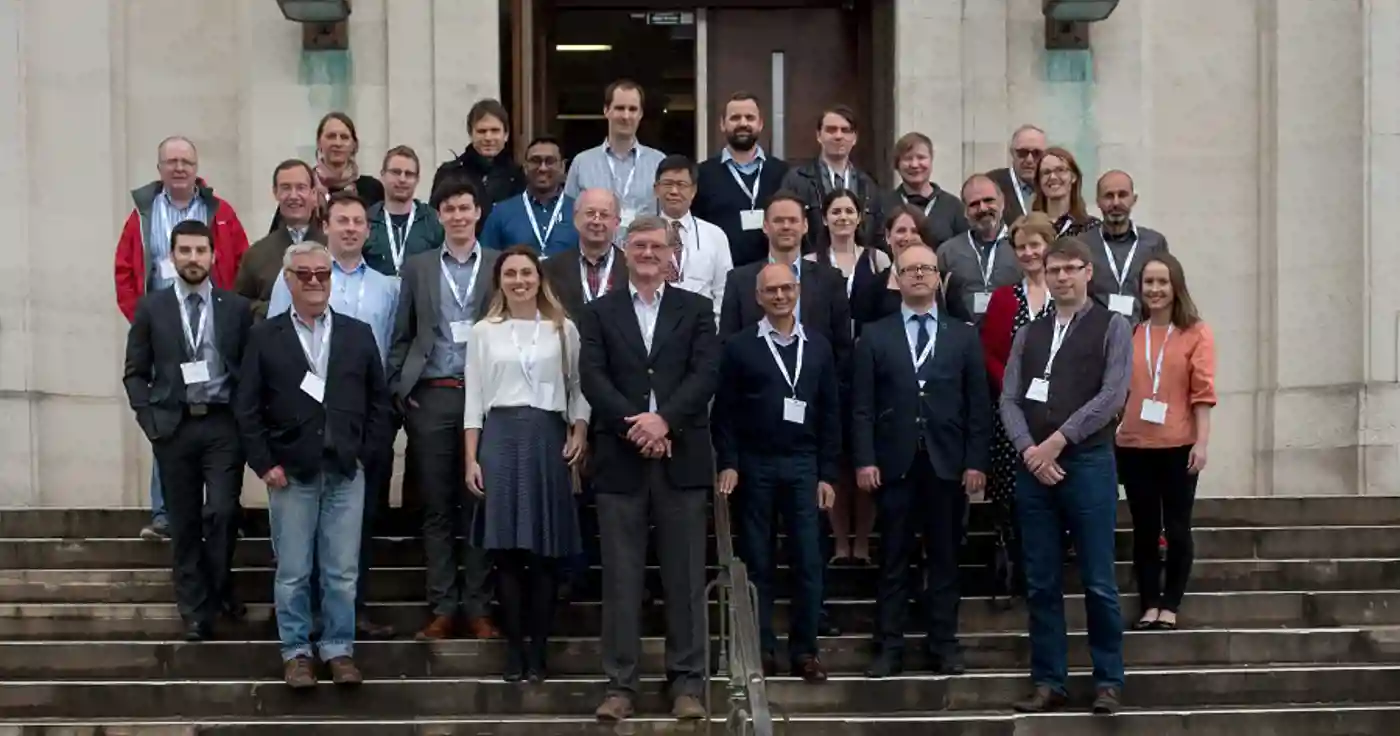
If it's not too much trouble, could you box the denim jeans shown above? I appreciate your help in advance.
[1015,442,1124,691]
[268,468,364,662]
[735,452,823,665]
[150,454,167,526]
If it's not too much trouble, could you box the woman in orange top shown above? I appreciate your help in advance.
[1116,253,1216,631]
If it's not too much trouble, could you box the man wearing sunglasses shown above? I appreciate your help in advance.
[987,124,1047,222]
[479,135,579,257]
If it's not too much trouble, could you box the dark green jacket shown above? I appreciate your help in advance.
[363,200,444,277]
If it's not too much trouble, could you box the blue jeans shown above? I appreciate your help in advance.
[150,455,167,526]
[268,468,364,662]
[735,452,823,665]
[1015,442,1124,691]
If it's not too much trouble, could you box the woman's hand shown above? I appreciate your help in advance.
[1188,443,1208,474]
[563,428,589,467]
[465,459,485,497]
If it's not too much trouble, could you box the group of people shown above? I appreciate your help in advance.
[116,79,1217,722]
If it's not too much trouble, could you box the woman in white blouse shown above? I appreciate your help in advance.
[464,244,590,683]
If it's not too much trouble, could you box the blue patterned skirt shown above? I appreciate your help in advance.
[478,406,582,558]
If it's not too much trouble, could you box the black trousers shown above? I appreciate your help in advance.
[874,450,966,658]
[355,426,396,610]
[152,406,245,625]
[1118,444,1199,612]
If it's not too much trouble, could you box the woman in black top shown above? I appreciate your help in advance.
[270,112,385,232]
[850,203,936,334]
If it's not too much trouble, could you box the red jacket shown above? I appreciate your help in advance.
[979,284,1021,395]
[113,179,250,322]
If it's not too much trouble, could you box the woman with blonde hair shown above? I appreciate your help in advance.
[464,244,590,683]
[1031,147,1099,238]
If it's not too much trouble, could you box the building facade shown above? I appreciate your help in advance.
[2,0,1398,507]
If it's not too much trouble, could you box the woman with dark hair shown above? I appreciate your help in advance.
[463,244,590,682]
[1031,147,1099,238]
[849,203,929,334]
[1117,252,1216,631]
[270,112,385,232]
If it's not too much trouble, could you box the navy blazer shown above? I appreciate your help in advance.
[851,308,992,482]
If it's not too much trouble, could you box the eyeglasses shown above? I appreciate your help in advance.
[898,264,939,277]
[1045,264,1086,277]
[760,283,798,296]
[1013,148,1044,161]
[656,180,694,191]
[525,156,560,168]
[580,209,615,222]
[288,268,332,284]
[383,168,418,178]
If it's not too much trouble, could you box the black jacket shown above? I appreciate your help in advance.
[876,184,969,248]
[718,259,853,390]
[540,245,629,320]
[430,147,526,232]
[779,159,881,253]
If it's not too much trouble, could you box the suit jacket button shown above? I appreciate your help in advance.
[647,368,654,375]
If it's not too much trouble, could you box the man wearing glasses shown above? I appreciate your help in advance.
[852,243,991,678]
[988,124,1047,222]
[364,146,445,277]
[480,136,579,256]
[999,237,1131,715]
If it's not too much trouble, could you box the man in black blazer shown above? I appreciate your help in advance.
[852,242,992,678]
[234,240,391,688]
[987,124,1047,223]
[779,105,882,251]
[577,215,720,723]
[692,92,792,268]
[541,187,629,319]
[123,219,254,642]
[386,177,501,641]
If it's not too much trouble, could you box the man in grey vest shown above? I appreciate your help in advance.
[1083,170,1170,320]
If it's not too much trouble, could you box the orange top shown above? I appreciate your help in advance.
[1116,320,1217,449]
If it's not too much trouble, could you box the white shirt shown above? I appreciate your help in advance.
[630,282,665,412]
[462,317,591,430]
[665,212,733,325]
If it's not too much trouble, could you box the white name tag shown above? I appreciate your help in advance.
[739,209,765,231]
[300,372,326,403]
[1109,293,1135,316]
[450,320,473,344]
[535,381,555,409]
[620,207,638,228]
[1140,399,1168,424]
[1026,378,1050,403]
[782,397,807,424]
[974,291,992,315]
[158,260,178,281]
[179,360,210,385]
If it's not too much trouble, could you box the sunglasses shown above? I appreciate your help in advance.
[288,268,332,284]
[1013,148,1045,161]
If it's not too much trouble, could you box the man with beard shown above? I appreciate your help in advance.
[480,135,580,256]
[122,219,254,641]
[936,174,1022,324]
[430,99,526,233]
[780,105,880,252]
[565,80,665,235]
[237,159,326,319]
[694,92,791,268]
[1083,170,1170,320]
[364,146,445,277]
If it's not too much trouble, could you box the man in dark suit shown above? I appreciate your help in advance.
[541,187,629,319]
[234,240,391,689]
[987,124,1047,223]
[234,159,326,319]
[387,177,501,642]
[692,92,792,268]
[578,215,720,723]
[852,242,992,678]
[122,219,254,642]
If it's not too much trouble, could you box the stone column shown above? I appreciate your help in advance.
[893,0,967,187]
[432,0,502,169]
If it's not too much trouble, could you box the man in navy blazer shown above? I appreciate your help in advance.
[852,242,992,678]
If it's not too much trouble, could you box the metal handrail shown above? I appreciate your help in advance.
[706,490,775,736]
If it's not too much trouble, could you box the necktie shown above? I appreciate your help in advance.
[585,257,603,300]
[185,292,204,352]
[668,221,684,283]
[913,313,931,357]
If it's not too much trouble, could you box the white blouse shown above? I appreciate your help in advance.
[462,316,590,430]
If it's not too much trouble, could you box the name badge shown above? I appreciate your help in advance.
[974,292,992,315]
[300,372,326,403]
[1026,378,1050,403]
[450,320,473,344]
[620,207,638,228]
[535,381,555,409]
[158,260,178,281]
[1108,293,1135,316]
[180,360,210,385]
[1140,399,1168,424]
[782,397,807,424]
[739,209,765,231]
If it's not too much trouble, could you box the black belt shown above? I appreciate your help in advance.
[185,403,227,418]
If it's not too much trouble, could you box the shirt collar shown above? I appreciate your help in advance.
[971,225,1008,246]
[291,306,330,330]
[901,303,939,325]
[756,316,806,342]
[721,145,767,164]
[629,280,665,307]
[174,277,212,303]
[581,245,615,269]
[333,257,366,275]
[528,188,563,208]
[442,242,478,265]
[287,225,310,242]
[1102,221,1138,243]
[605,140,638,159]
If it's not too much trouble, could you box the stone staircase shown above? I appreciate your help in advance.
[1,497,1399,734]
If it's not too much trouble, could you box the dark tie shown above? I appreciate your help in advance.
[584,257,603,300]
[185,292,204,352]
[913,313,931,357]
[668,221,684,283]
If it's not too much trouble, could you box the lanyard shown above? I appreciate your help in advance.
[295,314,332,376]
[907,314,936,371]
[1013,181,1030,214]
[827,248,856,297]
[1102,228,1139,293]
[509,314,544,389]
[440,249,483,311]
[384,202,416,270]
[524,193,565,251]
[333,267,369,320]
[179,291,210,354]
[582,248,616,302]
[1043,318,1072,378]
[1144,323,1173,398]
[606,153,637,204]
[726,159,764,208]
[966,228,1005,289]
[900,191,937,217]
[762,329,805,397]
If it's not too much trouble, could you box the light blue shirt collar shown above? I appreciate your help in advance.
[721,145,767,165]
[900,303,938,325]
[756,315,806,343]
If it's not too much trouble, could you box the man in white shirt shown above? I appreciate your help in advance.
[653,154,732,324]
[563,79,665,233]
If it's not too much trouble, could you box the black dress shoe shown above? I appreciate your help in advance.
[817,607,841,637]
[221,600,248,622]
[865,652,904,678]
[929,650,966,675]
[183,620,213,642]
[1014,685,1068,713]
[503,646,526,683]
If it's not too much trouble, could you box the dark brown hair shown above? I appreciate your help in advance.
[816,104,858,132]
[467,99,510,131]
[883,203,929,239]
[604,79,645,108]
[325,191,367,220]
[315,112,359,155]
[1044,236,1092,267]
[1031,146,1090,224]
[272,158,314,188]
[1137,252,1202,329]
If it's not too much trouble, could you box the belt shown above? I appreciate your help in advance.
[185,403,227,418]
[419,378,465,389]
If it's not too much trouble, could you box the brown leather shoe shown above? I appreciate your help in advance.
[283,655,316,689]
[467,615,501,639]
[1013,685,1068,713]
[672,694,707,720]
[594,693,634,722]
[1093,686,1122,715]
[415,615,454,641]
[326,656,363,686]
[792,656,829,683]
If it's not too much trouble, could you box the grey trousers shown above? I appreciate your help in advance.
[405,384,492,619]
[597,462,708,698]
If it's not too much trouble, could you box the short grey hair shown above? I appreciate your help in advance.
[157,136,198,162]
[624,215,669,242]
[282,241,331,270]
[1009,124,1046,146]
[578,187,620,215]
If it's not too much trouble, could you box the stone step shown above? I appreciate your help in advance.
[1,589,1394,640]
[2,628,1393,680]
[2,665,1398,718]
[4,558,1396,605]
[6,496,1400,538]
[4,525,1394,569]
[4,706,1400,735]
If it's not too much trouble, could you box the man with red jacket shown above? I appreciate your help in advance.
[114,135,251,540]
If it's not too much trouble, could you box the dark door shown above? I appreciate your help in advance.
[708,7,865,169]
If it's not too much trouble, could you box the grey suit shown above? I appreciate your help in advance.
[1081,224,1170,321]
[387,246,499,400]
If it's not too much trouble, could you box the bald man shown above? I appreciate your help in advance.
[1084,170,1171,319]
[541,187,630,318]
[936,174,1022,323]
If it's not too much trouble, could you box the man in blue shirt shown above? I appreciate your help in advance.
[266,192,399,639]
[479,136,577,256]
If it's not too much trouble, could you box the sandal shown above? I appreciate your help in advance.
[1133,609,1161,630]
[1153,611,1179,630]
